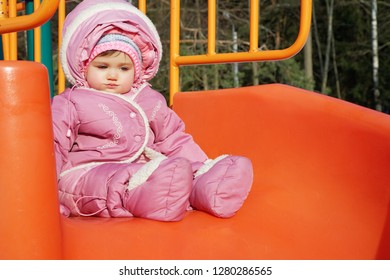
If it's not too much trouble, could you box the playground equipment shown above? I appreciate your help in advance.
[0,0,389,260]
[0,0,58,95]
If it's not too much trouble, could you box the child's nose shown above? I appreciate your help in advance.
[107,69,118,80]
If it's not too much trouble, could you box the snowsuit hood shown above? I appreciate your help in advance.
[60,0,162,87]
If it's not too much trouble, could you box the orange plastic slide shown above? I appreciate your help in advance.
[0,61,389,260]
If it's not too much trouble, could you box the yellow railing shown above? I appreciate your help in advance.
[0,0,59,61]
[0,0,58,33]
[0,0,24,60]
[57,0,65,94]
[1,0,312,101]
[169,0,312,104]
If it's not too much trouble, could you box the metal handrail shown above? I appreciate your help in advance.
[0,0,312,101]
[169,0,313,104]
[0,0,59,34]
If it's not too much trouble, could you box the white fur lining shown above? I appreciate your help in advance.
[130,83,148,100]
[127,148,167,190]
[61,2,162,85]
[194,154,229,178]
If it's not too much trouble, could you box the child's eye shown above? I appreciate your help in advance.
[96,65,107,69]
[121,67,129,71]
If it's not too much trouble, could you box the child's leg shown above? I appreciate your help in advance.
[59,158,193,221]
[58,163,140,218]
[190,155,253,218]
[121,157,193,222]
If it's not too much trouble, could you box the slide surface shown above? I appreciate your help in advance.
[62,84,390,259]
[1,62,389,259]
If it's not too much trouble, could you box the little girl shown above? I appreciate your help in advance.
[52,0,253,222]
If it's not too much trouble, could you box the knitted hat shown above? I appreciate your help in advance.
[86,33,143,86]
[61,0,162,86]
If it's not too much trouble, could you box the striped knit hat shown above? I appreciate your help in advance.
[86,33,143,85]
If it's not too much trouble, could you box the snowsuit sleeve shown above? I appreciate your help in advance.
[51,91,79,178]
[149,95,208,165]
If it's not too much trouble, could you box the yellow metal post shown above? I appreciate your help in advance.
[33,0,41,62]
[8,0,17,60]
[57,0,65,94]
[169,0,181,105]
[249,0,259,52]
[207,0,216,55]
[138,0,146,14]
[0,0,10,60]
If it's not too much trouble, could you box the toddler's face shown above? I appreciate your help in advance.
[86,51,135,94]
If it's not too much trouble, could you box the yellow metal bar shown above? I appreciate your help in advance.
[9,0,17,60]
[175,0,312,65]
[2,34,10,60]
[0,1,6,18]
[33,0,41,62]
[0,0,59,34]
[0,0,10,60]
[169,0,312,102]
[169,0,181,105]
[138,0,146,14]
[57,0,65,94]
[0,1,6,17]
[249,0,259,52]
[207,0,216,55]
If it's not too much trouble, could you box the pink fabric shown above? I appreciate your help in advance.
[52,86,208,175]
[191,156,253,218]
[53,85,209,221]
[123,157,193,221]
[53,0,253,221]
[60,0,162,86]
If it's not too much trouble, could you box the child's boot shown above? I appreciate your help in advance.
[190,155,253,218]
[123,157,193,221]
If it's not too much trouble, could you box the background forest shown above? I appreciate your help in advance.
[56,0,390,112]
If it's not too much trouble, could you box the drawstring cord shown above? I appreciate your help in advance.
[74,195,108,217]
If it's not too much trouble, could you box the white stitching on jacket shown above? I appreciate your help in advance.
[59,88,150,179]
[150,100,162,121]
[97,103,123,150]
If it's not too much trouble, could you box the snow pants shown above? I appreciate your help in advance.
[58,155,253,221]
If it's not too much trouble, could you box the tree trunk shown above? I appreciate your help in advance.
[272,0,281,49]
[371,0,382,111]
[304,30,314,91]
[214,0,219,89]
[195,0,208,90]
[252,62,259,86]
[312,1,323,77]
[331,33,341,99]
[321,0,334,94]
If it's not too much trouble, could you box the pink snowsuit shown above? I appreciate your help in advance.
[52,0,253,221]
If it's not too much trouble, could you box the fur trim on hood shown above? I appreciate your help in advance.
[60,0,162,87]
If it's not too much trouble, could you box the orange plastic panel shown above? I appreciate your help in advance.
[173,85,390,259]
[0,61,62,259]
[57,84,390,260]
